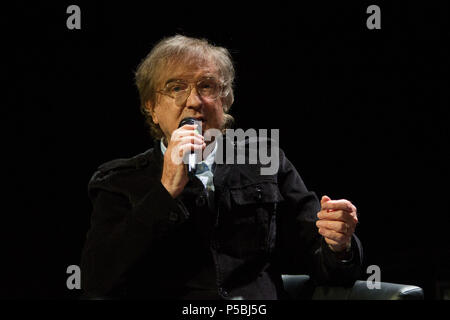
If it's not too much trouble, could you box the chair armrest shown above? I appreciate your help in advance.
[313,280,424,300]
[282,275,424,300]
[281,275,314,300]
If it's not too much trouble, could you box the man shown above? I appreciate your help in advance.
[80,35,363,299]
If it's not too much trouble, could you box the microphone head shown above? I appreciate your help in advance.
[179,117,203,136]
[178,117,197,128]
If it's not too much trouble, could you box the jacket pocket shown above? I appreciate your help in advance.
[219,182,284,257]
[230,181,284,205]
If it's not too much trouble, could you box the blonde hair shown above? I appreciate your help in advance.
[135,35,235,139]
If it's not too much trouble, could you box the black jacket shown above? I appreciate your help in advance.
[81,137,363,299]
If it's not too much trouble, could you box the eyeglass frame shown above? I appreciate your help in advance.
[155,76,229,105]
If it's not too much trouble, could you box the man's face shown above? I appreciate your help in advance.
[147,60,225,144]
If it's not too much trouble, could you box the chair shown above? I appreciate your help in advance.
[281,275,424,300]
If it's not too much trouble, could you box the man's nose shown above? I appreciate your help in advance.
[185,86,203,110]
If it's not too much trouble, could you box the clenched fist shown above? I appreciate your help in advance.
[316,195,358,253]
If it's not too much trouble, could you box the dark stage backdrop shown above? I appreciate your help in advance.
[2,2,449,299]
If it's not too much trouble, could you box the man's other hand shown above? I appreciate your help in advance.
[316,195,358,253]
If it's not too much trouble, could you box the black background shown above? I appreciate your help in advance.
[2,1,449,299]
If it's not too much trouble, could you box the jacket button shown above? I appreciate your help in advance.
[196,195,206,207]
[168,211,178,222]
[255,185,262,201]
[219,288,229,297]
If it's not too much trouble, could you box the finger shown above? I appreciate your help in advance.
[171,125,196,138]
[321,199,355,212]
[324,220,356,234]
[178,124,198,130]
[317,209,348,221]
[173,130,204,141]
[180,142,206,154]
[178,135,205,145]
[172,125,203,138]
[318,228,349,243]
[316,220,350,234]
[320,195,331,206]
[349,210,359,223]
[170,143,206,164]
[318,210,358,227]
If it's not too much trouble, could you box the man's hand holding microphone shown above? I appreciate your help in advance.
[161,118,205,198]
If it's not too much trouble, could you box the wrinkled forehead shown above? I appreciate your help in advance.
[157,56,221,86]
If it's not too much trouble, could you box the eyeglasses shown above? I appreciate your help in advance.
[156,77,228,106]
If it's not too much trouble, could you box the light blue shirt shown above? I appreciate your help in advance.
[160,140,217,192]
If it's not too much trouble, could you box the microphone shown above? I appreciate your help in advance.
[178,117,203,173]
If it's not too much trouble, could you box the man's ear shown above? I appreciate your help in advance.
[145,101,159,124]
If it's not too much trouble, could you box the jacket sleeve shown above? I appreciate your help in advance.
[80,169,190,298]
[275,149,363,286]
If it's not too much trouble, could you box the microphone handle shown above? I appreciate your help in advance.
[178,117,202,174]
[188,153,196,173]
